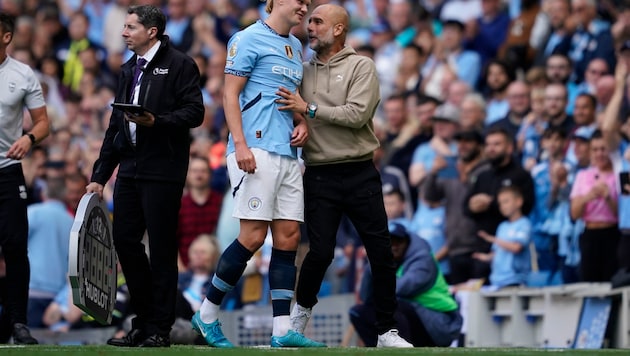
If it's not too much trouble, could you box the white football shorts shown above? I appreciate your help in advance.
[227,148,304,222]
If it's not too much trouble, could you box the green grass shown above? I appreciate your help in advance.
[1,345,629,356]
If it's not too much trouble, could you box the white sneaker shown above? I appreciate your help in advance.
[377,329,413,348]
[290,304,312,334]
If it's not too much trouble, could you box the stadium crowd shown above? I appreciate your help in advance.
[1,0,630,346]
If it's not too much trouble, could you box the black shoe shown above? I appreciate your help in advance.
[107,329,145,347]
[0,313,10,344]
[12,323,38,345]
[139,334,170,347]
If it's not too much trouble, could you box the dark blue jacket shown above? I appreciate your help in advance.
[360,234,462,346]
[92,36,204,185]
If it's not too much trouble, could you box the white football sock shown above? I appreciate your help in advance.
[199,299,220,324]
[272,315,290,337]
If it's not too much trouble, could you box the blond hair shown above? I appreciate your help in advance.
[265,0,274,14]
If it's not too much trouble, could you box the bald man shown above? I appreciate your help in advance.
[276,4,413,348]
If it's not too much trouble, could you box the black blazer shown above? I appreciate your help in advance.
[92,36,204,185]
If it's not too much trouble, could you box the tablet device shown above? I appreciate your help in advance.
[110,103,148,115]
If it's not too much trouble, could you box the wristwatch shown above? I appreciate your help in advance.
[25,133,36,145]
[307,102,318,119]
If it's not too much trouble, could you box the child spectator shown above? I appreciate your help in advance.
[473,186,532,288]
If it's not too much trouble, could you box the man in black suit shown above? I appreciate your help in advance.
[86,5,204,347]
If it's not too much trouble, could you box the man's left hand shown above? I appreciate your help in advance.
[275,87,307,115]
[125,111,155,127]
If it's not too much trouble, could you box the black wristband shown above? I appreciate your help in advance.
[25,133,36,145]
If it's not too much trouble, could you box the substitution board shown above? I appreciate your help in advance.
[68,193,117,325]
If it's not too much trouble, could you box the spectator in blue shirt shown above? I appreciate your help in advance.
[473,186,532,288]
[27,177,74,328]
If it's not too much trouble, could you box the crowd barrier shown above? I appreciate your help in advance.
[220,293,357,347]
[462,282,630,349]
[28,285,630,349]
[28,293,358,346]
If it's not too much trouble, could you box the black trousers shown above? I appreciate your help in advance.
[349,299,434,347]
[579,226,620,282]
[112,177,183,336]
[618,231,630,271]
[448,252,491,285]
[0,164,30,327]
[296,160,397,334]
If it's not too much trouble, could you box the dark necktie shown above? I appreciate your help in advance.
[130,57,147,101]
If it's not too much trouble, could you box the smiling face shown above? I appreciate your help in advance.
[269,0,310,27]
[285,0,310,27]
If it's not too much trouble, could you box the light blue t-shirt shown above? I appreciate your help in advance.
[410,141,458,174]
[225,20,304,159]
[410,203,449,275]
[454,50,481,88]
[27,200,74,295]
[490,217,531,287]
[485,99,510,126]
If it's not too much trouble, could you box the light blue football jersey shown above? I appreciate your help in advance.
[225,20,303,159]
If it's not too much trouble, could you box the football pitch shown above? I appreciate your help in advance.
[1,346,630,356]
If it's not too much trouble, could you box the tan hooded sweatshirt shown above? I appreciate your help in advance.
[300,46,381,166]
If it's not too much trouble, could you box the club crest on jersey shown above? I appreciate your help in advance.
[8,82,16,93]
[248,197,262,211]
[285,45,293,59]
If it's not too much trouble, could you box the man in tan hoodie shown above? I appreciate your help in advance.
[276,3,413,348]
